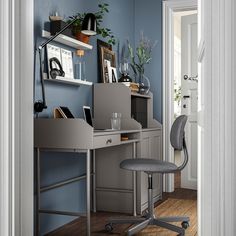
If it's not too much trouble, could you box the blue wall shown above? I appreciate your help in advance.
[34,0,162,234]
[134,0,162,123]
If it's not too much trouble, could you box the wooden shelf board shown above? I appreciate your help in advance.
[42,30,93,50]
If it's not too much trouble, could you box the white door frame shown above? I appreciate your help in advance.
[0,0,34,235]
[162,0,197,193]
[198,0,236,235]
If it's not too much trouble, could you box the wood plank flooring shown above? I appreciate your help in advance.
[47,188,197,236]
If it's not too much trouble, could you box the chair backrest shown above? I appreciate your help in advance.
[170,115,187,150]
[170,115,188,171]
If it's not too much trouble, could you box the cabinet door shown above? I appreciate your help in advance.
[137,129,162,213]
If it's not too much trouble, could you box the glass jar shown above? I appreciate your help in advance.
[75,50,86,80]
[111,112,122,130]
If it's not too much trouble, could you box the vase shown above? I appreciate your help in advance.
[138,73,150,94]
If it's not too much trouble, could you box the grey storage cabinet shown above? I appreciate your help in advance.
[93,83,162,215]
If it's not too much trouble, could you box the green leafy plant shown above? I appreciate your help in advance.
[174,82,181,106]
[127,32,157,77]
[68,3,116,45]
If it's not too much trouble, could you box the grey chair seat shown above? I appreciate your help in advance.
[120,158,178,173]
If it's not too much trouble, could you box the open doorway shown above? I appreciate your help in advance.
[173,10,198,190]
[163,1,198,234]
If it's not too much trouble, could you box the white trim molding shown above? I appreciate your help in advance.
[198,0,236,235]
[0,0,34,236]
[162,0,197,192]
[0,1,12,235]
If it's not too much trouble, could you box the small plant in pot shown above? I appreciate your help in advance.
[68,3,116,45]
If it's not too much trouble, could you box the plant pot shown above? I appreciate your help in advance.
[75,31,90,44]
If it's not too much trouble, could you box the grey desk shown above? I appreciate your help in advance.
[34,118,141,236]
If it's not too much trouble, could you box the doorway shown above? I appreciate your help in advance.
[162,0,198,194]
[163,2,198,234]
[173,10,198,190]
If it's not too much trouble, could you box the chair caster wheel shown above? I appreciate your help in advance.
[105,223,113,233]
[181,221,189,229]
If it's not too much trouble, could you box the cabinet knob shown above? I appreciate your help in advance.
[106,139,112,144]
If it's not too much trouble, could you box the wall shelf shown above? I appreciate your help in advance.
[44,75,93,86]
[42,30,93,50]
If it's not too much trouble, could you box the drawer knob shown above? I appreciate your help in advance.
[106,139,112,144]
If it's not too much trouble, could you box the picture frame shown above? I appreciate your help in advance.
[108,66,118,83]
[97,39,112,82]
[101,47,116,83]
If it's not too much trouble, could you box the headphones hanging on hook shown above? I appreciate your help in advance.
[49,57,65,79]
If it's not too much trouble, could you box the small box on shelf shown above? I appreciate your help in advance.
[50,20,73,37]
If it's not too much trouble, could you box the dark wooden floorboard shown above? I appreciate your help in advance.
[46,188,197,236]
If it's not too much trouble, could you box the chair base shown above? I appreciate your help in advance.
[105,174,190,236]
[106,215,189,236]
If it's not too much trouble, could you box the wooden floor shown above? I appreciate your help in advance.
[47,188,197,236]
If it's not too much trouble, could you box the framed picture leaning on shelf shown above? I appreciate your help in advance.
[100,47,116,83]
[97,39,112,82]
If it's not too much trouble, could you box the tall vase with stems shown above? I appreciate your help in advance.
[127,33,156,95]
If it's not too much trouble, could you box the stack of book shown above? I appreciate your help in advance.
[122,82,139,93]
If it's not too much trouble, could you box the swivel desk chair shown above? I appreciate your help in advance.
[105,115,190,236]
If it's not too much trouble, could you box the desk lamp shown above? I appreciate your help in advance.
[34,13,97,114]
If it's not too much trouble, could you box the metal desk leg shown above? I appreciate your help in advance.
[36,148,41,236]
[93,150,96,213]
[86,149,91,236]
[132,142,137,216]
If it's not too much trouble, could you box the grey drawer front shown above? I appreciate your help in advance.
[93,134,120,149]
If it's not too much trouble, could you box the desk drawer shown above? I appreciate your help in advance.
[93,134,120,149]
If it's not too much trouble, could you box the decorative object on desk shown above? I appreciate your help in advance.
[121,136,129,141]
[97,39,112,82]
[138,74,151,94]
[50,20,73,38]
[127,32,157,94]
[46,44,64,79]
[61,48,74,78]
[54,106,75,118]
[100,47,116,83]
[120,82,139,93]
[118,43,132,82]
[47,45,73,79]
[108,66,118,83]
[67,3,115,45]
[49,11,63,22]
[49,57,65,79]
[75,50,86,80]
[111,112,121,130]
[34,15,95,114]
[118,62,132,82]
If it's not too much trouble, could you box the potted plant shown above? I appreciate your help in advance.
[68,3,116,45]
[127,32,157,94]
